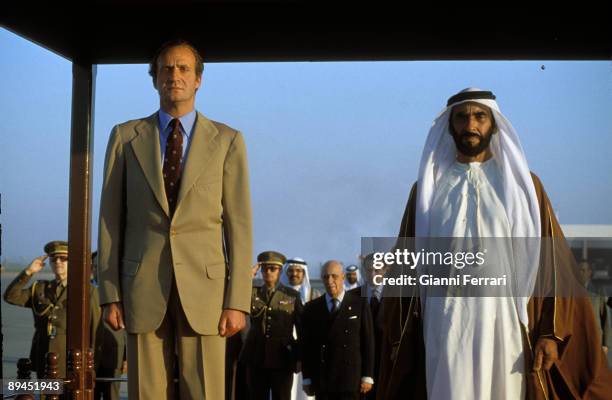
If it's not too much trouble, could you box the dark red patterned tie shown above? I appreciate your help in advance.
[163,118,183,215]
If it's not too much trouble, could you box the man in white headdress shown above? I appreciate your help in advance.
[281,258,323,304]
[377,88,611,400]
[279,258,322,400]
[344,264,363,291]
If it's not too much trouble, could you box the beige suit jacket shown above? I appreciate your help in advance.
[97,111,253,335]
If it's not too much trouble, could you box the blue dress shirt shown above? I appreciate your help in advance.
[158,108,197,165]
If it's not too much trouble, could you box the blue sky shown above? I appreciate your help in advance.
[1,28,611,271]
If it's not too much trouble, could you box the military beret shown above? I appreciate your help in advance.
[44,240,68,256]
[257,251,286,266]
[345,264,359,272]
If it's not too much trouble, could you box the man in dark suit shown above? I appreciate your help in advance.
[241,251,304,400]
[349,254,389,400]
[302,260,375,400]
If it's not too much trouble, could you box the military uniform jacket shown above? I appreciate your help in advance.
[302,291,375,394]
[240,284,303,370]
[4,271,70,377]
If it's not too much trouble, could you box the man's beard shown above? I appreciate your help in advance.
[452,131,493,157]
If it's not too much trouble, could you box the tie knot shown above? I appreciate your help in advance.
[331,298,340,312]
[167,118,184,147]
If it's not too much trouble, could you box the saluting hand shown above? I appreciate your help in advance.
[25,255,47,276]
[218,309,246,337]
[251,263,260,278]
[533,337,559,372]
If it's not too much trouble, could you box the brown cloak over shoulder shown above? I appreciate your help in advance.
[377,173,612,400]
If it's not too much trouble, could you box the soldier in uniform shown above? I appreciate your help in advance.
[240,251,304,400]
[3,241,81,379]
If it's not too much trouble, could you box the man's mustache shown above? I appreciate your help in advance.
[460,131,481,138]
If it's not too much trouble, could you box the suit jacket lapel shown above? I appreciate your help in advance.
[318,296,331,327]
[131,113,169,216]
[175,112,220,213]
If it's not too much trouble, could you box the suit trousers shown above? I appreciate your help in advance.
[127,279,225,400]
[247,366,293,400]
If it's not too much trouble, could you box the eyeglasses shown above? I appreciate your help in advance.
[51,255,69,263]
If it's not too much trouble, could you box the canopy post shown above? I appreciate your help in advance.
[66,60,97,400]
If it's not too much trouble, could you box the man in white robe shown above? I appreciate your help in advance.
[377,88,612,400]
[424,159,526,399]
[281,258,322,305]
[411,88,548,400]
[280,258,321,400]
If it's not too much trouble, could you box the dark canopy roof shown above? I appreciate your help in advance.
[2,2,610,63]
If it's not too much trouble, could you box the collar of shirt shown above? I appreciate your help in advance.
[260,281,281,296]
[158,108,197,162]
[325,290,345,312]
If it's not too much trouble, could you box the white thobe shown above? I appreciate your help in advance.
[422,160,525,400]
[290,285,315,400]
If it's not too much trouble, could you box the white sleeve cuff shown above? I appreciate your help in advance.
[361,376,374,384]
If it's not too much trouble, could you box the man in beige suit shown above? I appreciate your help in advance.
[98,39,253,400]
